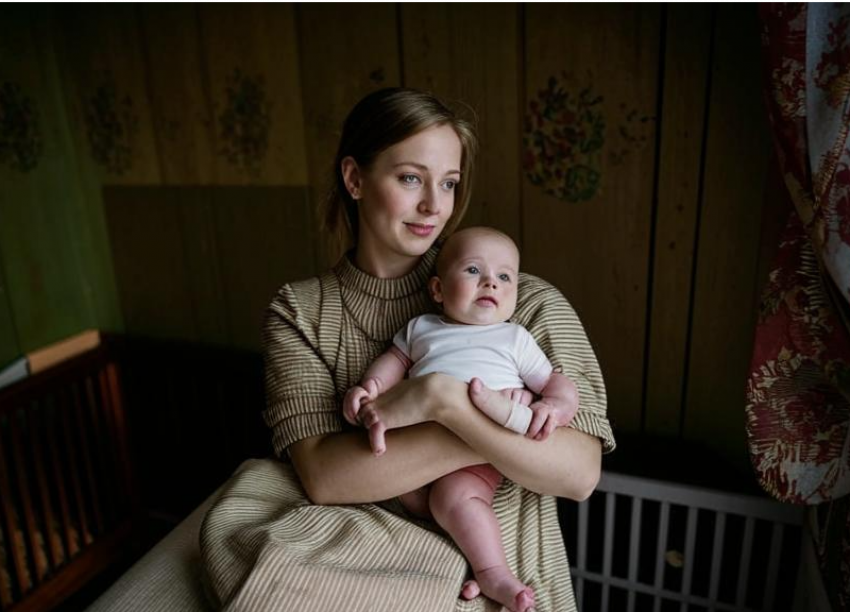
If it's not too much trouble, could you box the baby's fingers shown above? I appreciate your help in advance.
[369,421,387,456]
[343,392,362,426]
[534,416,558,441]
[526,407,548,440]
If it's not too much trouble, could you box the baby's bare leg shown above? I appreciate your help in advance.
[429,468,535,612]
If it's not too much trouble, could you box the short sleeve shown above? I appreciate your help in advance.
[512,274,616,453]
[263,280,344,457]
[514,326,554,395]
[392,318,414,360]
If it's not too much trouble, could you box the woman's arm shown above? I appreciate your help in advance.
[360,373,600,500]
[291,419,482,505]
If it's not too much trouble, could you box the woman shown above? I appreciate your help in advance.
[201,88,615,612]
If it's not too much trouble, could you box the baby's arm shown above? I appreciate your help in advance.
[343,346,411,455]
[527,372,579,441]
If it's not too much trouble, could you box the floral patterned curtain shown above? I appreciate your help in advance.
[748,4,850,610]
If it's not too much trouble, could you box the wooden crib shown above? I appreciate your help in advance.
[0,337,139,612]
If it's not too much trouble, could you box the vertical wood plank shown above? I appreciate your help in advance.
[139,4,216,184]
[297,3,401,268]
[104,187,199,341]
[644,5,713,436]
[400,4,522,244]
[59,389,92,546]
[683,4,770,469]
[198,4,308,185]
[71,381,104,535]
[523,5,662,431]
[53,4,161,185]
[0,6,98,351]
[212,187,315,350]
[0,416,30,595]
[27,403,63,569]
[44,398,77,556]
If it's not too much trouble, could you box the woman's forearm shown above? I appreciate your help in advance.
[290,422,482,505]
[435,375,601,500]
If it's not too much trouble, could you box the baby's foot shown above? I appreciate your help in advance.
[474,565,536,612]
[468,378,514,416]
[460,579,480,600]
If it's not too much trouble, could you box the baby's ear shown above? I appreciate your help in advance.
[429,276,444,304]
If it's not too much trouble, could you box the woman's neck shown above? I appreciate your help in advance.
[354,243,420,279]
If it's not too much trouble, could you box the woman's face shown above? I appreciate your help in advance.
[345,123,463,278]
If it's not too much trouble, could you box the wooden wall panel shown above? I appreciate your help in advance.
[198,4,308,185]
[212,188,315,351]
[400,4,522,243]
[104,188,198,341]
[0,254,20,365]
[522,4,662,431]
[139,5,216,184]
[644,5,713,436]
[54,5,161,185]
[683,5,770,469]
[297,3,401,268]
[0,7,99,352]
[104,187,314,351]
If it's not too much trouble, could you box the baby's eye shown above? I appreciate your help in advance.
[465,266,480,275]
[400,174,421,186]
[499,273,512,282]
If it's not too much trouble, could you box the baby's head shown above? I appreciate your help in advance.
[430,227,520,325]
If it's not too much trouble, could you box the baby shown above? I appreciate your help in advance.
[343,227,578,612]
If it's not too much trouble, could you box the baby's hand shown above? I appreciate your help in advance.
[343,378,381,426]
[526,400,577,441]
[343,378,387,456]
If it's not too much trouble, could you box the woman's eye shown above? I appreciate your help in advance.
[400,174,420,185]
[442,179,458,190]
[499,273,511,282]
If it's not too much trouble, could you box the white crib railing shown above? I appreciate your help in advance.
[562,471,806,612]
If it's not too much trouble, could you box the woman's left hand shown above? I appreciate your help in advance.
[359,372,459,434]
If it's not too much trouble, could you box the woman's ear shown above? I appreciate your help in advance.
[429,276,444,304]
[341,157,362,200]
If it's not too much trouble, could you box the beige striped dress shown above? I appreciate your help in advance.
[200,247,615,612]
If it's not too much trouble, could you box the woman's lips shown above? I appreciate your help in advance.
[405,223,435,237]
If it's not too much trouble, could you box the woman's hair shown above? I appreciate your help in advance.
[323,88,478,258]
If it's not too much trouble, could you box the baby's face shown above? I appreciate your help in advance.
[430,232,519,325]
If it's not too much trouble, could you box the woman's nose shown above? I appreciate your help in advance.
[418,185,441,215]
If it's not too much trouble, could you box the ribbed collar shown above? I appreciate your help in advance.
[333,247,439,300]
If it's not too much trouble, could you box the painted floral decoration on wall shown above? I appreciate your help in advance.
[0,81,43,173]
[218,69,271,177]
[523,74,605,203]
[84,76,139,175]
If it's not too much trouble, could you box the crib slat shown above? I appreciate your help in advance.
[9,412,48,584]
[86,374,115,525]
[680,506,698,612]
[0,415,31,596]
[601,492,616,611]
[59,387,93,547]
[72,380,105,535]
[45,399,78,557]
[653,501,671,612]
[27,403,63,569]
[735,516,755,608]
[104,363,134,499]
[577,497,589,607]
[708,511,726,609]
[762,522,784,611]
[627,497,642,612]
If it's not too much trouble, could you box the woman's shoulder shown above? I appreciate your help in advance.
[517,272,567,304]
[514,272,581,326]
[268,270,336,322]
